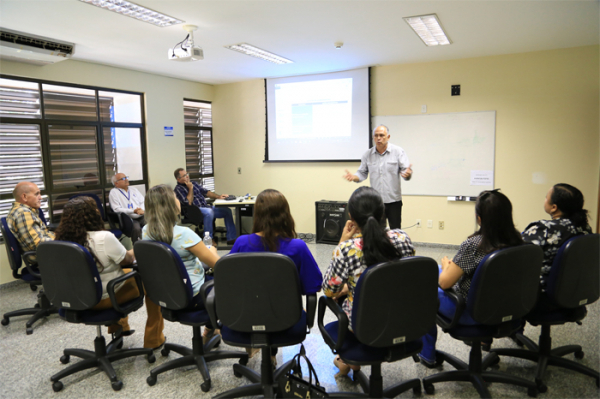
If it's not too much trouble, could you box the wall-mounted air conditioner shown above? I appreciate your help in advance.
[0,28,75,66]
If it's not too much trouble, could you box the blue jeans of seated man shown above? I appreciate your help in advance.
[419,267,478,362]
[200,206,237,241]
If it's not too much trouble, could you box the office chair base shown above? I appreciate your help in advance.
[1,290,58,334]
[491,327,600,392]
[50,333,155,391]
[147,326,248,392]
[423,348,538,398]
[328,364,421,398]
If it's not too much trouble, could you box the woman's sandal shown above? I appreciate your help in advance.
[333,355,360,377]
[202,327,221,344]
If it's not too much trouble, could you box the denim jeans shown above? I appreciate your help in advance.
[199,206,237,241]
[419,267,479,362]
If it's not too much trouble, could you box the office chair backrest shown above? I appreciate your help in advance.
[37,241,102,310]
[70,193,106,220]
[214,252,303,333]
[37,208,48,226]
[467,244,542,325]
[1,217,23,271]
[546,234,600,309]
[134,241,194,310]
[351,257,439,348]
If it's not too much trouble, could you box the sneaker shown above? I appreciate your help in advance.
[418,354,443,369]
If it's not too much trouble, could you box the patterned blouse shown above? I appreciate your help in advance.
[452,235,487,298]
[522,218,591,289]
[322,229,415,328]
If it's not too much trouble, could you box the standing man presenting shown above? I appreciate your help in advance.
[173,168,238,246]
[109,173,145,243]
[343,125,413,229]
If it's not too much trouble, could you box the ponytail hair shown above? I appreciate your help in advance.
[550,183,589,229]
[347,187,403,266]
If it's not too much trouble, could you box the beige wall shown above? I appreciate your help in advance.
[212,45,599,245]
[0,59,214,284]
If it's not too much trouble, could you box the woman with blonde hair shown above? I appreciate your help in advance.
[142,184,220,342]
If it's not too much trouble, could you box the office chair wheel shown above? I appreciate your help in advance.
[1,317,8,326]
[413,384,422,395]
[574,350,584,359]
[147,353,156,363]
[535,379,547,393]
[147,375,157,386]
[52,381,63,392]
[527,386,537,397]
[26,327,33,335]
[161,348,170,357]
[111,380,123,391]
[201,379,211,392]
[239,357,248,366]
[424,383,434,395]
[30,284,37,291]
[34,303,40,308]
[60,355,70,364]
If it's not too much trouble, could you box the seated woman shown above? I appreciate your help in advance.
[54,197,165,349]
[522,183,592,290]
[142,184,220,343]
[229,189,323,360]
[418,189,523,367]
[321,186,415,377]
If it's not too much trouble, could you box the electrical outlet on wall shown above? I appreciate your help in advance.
[237,167,241,174]
[416,219,422,228]
[439,221,445,230]
[427,220,433,229]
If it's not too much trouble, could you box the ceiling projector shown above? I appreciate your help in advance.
[169,24,203,62]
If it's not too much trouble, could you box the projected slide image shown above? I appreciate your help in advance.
[275,78,352,139]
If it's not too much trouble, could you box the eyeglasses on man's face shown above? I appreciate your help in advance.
[179,173,189,179]
[117,176,129,181]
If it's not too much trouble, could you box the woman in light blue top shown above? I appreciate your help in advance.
[142,185,220,342]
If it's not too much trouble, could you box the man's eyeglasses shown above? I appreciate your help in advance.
[179,173,189,179]
[117,176,129,181]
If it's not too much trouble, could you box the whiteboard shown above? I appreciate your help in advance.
[373,111,496,197]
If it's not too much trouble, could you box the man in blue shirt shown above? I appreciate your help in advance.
[173,168,237,245]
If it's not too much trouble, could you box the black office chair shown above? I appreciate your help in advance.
[37,241,155,392]
[134,241,248,392]
[106,204,134,239]
[491,234,600,391]
[422,245,543,398]
[205,252,318,399]
[179,201,226,243]
[318,257,439,398]
[70,193,123,239]
[0,217,57,334]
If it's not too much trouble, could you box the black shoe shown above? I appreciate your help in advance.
[122,329,135,337]
[418,354,443,369]
[465,340,492,351]
[227,238,237,245]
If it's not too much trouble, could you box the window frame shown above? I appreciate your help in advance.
[0,74,148,227]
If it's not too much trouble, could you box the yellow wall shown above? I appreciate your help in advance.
[1,46,598,284]
[212,45,599,243]
[0,59,213,284]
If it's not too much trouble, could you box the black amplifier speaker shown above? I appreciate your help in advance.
[316,201,349,244]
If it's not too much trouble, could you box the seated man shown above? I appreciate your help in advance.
[7,182,55,253]
[173,168,237,245]
[108,173,145,243]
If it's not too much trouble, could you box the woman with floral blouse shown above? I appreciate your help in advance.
[521,183,592,291]
[322,187,415,377]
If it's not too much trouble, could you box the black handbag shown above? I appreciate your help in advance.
[278,344,328,398]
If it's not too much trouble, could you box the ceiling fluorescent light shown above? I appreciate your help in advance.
[224,43,293,64]
[78,0,184,27]
[403,14,451,46]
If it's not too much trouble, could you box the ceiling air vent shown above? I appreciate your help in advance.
[0,28,75,66]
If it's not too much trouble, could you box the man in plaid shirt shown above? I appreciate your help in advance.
[7,182,54,252]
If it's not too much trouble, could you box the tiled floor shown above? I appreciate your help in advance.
[1,242,598,398]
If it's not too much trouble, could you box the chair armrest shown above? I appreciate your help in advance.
[436,287,466,330]
[305,293,317,331]
[317,296,348,353]
[22,251,41,278]
[107,271,144,314]
[200,280,220,328]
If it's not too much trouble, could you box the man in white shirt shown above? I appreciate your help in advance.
[108,173,145,243]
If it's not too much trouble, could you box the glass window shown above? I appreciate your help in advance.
[103,127,143,184]
[0,124,44,195]
[0,78,41,119]
[48,125,99,189]
[42,84,97,121]
[50,190,102,222]
[98,91,142,123]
